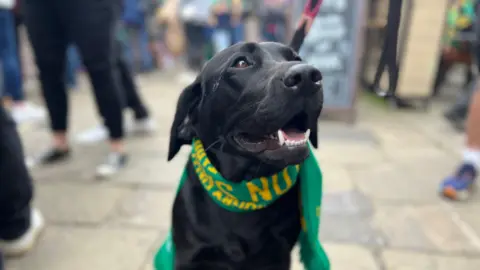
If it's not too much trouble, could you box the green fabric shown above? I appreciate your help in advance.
[154,139,330,270]
[191,139,300,212]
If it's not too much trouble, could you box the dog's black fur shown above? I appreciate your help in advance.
[168,42,323,269]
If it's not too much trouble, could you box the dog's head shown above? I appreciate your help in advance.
[168,42,323,169]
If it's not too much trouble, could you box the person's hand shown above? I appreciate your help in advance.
[156,2,177,24]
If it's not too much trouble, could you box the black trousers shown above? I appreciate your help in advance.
[184,22,207,71]
[0,105,33,241]
[118,49,149,119]
[23,0,133,139]
[372,0,402,95]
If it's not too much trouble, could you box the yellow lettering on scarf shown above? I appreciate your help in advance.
[207,166,218,175]
[239,201,246,209]
[281,168,293,192]
[212,191,223,200]
[301,217,307,232]
[244,202,258,210]
[197,150,206,160]
[199,171,214,190]
[232,199,239,208]
[221,196,233,205]
[194,141,202,153]
[272,172,293,196]
[215,181,236,199]
[246,177,273,202]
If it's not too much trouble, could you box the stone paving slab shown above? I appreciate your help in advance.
[7,73,480,270]
[35,183,131,225]
[372,204,480,254]
[107,189,176,230]
[290,244,380,270]
[382,250,480,270]
[6,227,162,270]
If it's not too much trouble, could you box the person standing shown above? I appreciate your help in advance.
[440,83,480,200]
[0,3,45,124]
[210,0,245,54]
[0,103,44,261]
[23,0,151,177]
[440,0,480,199]
[259,0,292,43]
[159,0,211,82]
[122,0,154,73]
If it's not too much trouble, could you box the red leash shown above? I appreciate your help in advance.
[289,0,324,52]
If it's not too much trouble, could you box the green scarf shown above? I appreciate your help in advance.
[154,139,330,270]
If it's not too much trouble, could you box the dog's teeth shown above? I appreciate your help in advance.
[277,130,285,145]
[305,129,311,139]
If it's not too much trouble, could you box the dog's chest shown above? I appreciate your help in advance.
[172,162,302,269]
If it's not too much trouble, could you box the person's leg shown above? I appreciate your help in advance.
[138,22,154,72]
[14,12,22,81]
[0,9,46,124]
[433,53,453,97]
[212,15,232,54]
[230,19,244,45]
[23,0,71,164]
[440,85,480,200]
[61,0,127,177]
[0,10,23,102]
[444,78,477,131]
[0,105,44,256]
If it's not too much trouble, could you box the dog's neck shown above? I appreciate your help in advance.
[207,148,282,182]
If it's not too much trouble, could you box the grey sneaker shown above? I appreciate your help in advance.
[95,152,128,179]
[0,208,45,257]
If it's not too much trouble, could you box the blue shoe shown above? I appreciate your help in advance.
[440,163,477,200]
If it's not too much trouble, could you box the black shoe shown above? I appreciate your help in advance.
[443,110,466,132]
[36,147,71,165]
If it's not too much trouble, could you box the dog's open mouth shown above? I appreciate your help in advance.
[234,112,310,152]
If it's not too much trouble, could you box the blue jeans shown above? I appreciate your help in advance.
[124,23,153,71]
[65,45,80,88]
[211,14,245,53]
[0,9,22,101]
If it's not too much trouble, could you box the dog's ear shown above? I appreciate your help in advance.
[167,78,202,161]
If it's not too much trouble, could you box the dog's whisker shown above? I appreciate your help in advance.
[204,138,222,152]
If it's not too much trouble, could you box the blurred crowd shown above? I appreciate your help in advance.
[1,0,294,124]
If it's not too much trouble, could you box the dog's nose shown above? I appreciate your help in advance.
[283,64,322,93]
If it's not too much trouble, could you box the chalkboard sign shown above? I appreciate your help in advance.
[296,0,365,111]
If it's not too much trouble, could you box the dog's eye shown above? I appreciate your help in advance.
[232,57,251,68]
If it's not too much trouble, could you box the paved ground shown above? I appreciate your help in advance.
[5,71,479,270]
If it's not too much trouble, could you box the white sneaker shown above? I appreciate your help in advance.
[0,208,45,257]
[10,102,46,124]
[95,152,128,179]
[129,117,157,134]
[75,125,108,144]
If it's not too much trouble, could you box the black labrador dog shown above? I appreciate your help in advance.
[168,41,323,269]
